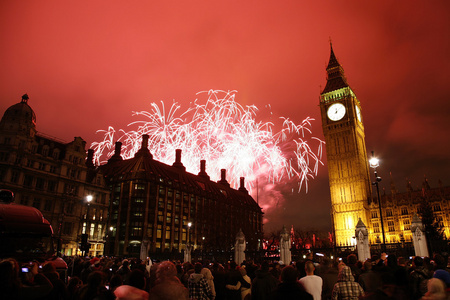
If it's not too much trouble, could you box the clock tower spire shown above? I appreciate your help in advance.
[320,44,372,246]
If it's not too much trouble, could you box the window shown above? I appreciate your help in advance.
[24,175,33,187]
[158,200,164,209]
[373,224,380,233]
[386,209,393,217]
[90,224,95,238]
[401,207,408,215]
[174,227,179,240]
[134,198,144,203]
[44,200,52,211]
[388,221,395,232]
[134,183,145,190]
[157,225,162,239]
[20,195,29,205]
[434,205,442,212]
[41,146,49,156]
[27,159,34,167]
[66,202,74,214]
[371,211,378,218]
[63,222,73,235]
[36,178,45,190]
[403,219,410,231]
[98,225,103,239]
[52,149,60,160]
[11,171,19,184]
[165,226,171,239]
[0,152,9,162]
[32,198,41,209]
[48,181,57,192]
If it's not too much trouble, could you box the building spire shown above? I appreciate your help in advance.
[321,42,350,94]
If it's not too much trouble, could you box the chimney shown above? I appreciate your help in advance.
[239,177,248,194]
[172,149,185,171]
[135,135,152,158]
[198,160,210,179]
[86,149,95,168]
[218,169,230,187]
[108,141,123,163]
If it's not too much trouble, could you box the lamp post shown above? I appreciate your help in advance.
[369,151,386,252]
[187,222,192,245]
[185,222,192,263]
[81,195,93,256]
[86,195,93,237]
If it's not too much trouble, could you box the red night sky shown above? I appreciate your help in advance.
[1,1,449,233]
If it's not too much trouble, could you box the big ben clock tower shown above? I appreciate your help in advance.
[320,44,372,246]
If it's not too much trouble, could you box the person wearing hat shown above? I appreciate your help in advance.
[90,257,101,271]
[421,278,447,300]
[433,269,450,294]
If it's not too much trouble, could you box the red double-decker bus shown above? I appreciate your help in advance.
[0,189,54,261]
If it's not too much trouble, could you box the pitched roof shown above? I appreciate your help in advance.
[321,43,350,94]
[100,148,261,211]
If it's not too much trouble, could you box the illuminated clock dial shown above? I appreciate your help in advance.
[355,105,361,122]
[327,103,346,121]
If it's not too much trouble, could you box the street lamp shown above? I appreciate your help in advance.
[86,195,93,236]
[369,151,386,252]
[81,195,93,256]
[187,222,192,245]
[184,222,192,263]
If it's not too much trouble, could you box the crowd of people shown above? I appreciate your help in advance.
[1,252,450,300]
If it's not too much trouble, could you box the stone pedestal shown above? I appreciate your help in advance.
[235,229,246,265]
[184,244,192,263]
[140,237,150,260]
[280,226,292,265]
[411,213,429,257]
[355,218,371,262]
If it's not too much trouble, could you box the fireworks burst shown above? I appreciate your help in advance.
[91,90,324,192]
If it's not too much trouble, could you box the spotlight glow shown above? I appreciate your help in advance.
[91,90,324,192]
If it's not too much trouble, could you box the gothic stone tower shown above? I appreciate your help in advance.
[320,44,372,246]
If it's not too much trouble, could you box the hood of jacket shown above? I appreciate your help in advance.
[189,273,204,284]
[201,268,213,281]
[338,266,355,282]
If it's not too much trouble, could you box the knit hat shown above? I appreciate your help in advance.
[90,257,100,265]
[433,269,450,286]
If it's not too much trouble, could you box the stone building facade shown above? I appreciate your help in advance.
[101,138,264,257]
[0,94,264,258]
[0,95,110,256]
[368,179,450,244]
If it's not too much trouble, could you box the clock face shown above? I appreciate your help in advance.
[327,103,346,121]
[355,105,361,122]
